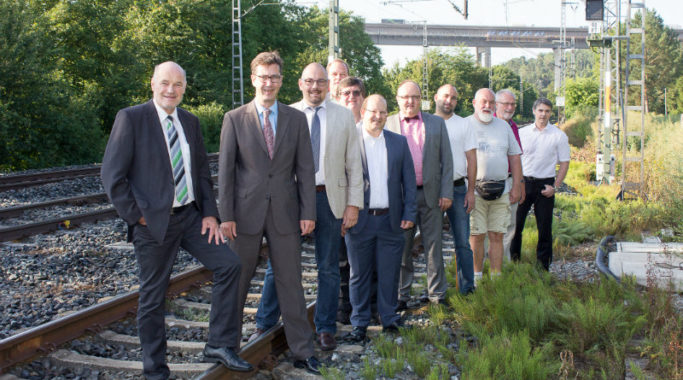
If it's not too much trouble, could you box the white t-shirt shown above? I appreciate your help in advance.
[444,114,477,181]
[518,123,570,178]
[467,115,522,194]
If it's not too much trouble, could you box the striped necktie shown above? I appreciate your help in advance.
[165,116,189,205]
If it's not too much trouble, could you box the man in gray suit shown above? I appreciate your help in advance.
[218,51,321,374]
[101,61,252,379]
[385,80,453,307]
[252,62,363,351]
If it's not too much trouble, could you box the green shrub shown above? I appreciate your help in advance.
[185,102,225,154]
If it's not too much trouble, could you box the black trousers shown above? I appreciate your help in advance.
[510,177,555,270]
[132,205,242,380]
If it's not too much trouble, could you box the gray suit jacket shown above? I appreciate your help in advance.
[218,100,316,235]
[101,100,218,244]
[290,100,364,218]
[385,112,453,208]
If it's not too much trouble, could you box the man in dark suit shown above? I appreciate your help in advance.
[101,61,252,379]
[385,80,453,307]
[344,94,417,342]
[217,51,321,374]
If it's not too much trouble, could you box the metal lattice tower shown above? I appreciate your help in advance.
[231,0,244,109]
[328,0,340,63]
[422,22,430,110]
[621,0,646,199]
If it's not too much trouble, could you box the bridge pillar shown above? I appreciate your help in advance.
[476,47,491,68]
[553,47,562,92]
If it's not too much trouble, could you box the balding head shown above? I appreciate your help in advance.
[299,62,329,106]
[151,61,187,114]
[434,84,458,119]
[396,80,422,118]
[361,94,388,136]
[472,88,496,124]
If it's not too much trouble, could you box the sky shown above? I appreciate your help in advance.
[294,0,681,67]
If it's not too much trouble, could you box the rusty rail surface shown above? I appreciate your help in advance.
[0,207,119,242]
[0,265,212,371]
[0,193,110,219]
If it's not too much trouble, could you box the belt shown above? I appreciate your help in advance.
[416,185,424,190]
[453,177,465,187]
[367,208,389,216]
[171,201,195,215]
[523,176,554,182]
[316,185,326,192]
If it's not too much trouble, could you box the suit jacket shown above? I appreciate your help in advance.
[385,112,454,208]
[218,100,316,235]
[290,100,363,218]
[350,128,417,234]
[101,100,218,244]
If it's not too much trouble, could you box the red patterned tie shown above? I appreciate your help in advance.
[263,108,274,159]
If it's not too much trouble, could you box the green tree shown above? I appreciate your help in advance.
[564,76,600,117]
[489,65,539,120]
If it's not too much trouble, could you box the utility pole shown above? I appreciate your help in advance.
[328,0,340,63]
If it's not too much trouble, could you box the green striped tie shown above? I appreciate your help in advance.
[165,116,189,205]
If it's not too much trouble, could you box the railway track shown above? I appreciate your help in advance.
[1,236,451,379]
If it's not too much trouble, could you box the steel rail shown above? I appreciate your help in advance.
[0,265,213,371]
[0,207,119,242]
[0,193,110,219]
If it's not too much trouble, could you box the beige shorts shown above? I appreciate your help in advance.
[470,194,511,234]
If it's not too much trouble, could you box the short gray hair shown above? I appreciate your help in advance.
[495,89,516,102]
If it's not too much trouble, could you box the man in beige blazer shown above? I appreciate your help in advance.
[253,62,363,351]
[385,80,453,308]
[218,51,321,374]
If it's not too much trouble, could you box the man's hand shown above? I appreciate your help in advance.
[202,216,224,245]
[300,220,315,235]
[138,216,147,226]
[220,221,237,241]
[509,184,521,204]
[400,220,414,230]
[518,182,526,204]
[341,206,359,236]
[464,190,475,214]
[438,197,452,212]
[541,184,555,198]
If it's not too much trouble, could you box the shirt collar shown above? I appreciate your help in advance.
[153,99,179,124]
[255,101,278,116]
[304,99,327,111]
[399,111,422,123]
[362,127,384,141]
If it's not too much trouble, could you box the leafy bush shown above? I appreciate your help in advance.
[185,102,225,154]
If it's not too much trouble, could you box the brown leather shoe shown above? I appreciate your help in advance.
[318,332,337,351]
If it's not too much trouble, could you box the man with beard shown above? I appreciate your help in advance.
[433,84,477,294]
[466,88,522,279]
[252,62,363,351]
[494,89,525,262]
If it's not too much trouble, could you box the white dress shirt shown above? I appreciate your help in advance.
[362,128,389,209]
[518,123,571,178]
[444,114,477,181]
[153,100,195,207]
[303,101,327,185]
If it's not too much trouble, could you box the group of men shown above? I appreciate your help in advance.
[101,51,570,379]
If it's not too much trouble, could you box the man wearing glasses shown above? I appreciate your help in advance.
[385,80,453,309]
[338,76,366,124]
[252,62,363,352]
[218,51,321,374]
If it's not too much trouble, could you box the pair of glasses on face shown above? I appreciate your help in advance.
[341,90,361,97]
[302,78,328,87]
[499,102,516,107]
[254,74,282,83]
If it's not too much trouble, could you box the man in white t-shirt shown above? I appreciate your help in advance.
[511,98,570,270]
[467,88,523,277]
[433,84,477,294]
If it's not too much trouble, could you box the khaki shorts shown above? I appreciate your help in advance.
[470,194,511,234]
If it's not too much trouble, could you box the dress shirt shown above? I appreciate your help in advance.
[153,100,195,207]
[399,112,425,186]
[362,128,389,209]
[303,101,327,185]
[444,114,477,181]
[518,123,570,178]
[255,101,278,135]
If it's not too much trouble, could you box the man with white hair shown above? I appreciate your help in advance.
[467,88,523,278]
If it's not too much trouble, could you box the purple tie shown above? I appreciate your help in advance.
[263,108,274,159]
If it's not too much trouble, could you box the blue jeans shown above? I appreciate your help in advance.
[255,191,342,334]
[445,183,475,294]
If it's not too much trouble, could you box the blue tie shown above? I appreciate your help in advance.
[310,107,321,173]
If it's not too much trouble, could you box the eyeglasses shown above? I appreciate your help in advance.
[499,102,516,107]
[397,95,421,101]
[254,74,282,83]
[302,78,328,87]
[341,89,361,97]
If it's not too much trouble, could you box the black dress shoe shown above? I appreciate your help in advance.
[396,300,409,312]
[203,345,253,372]
[383,320,405,334]
[293,355,321,374]
[344,326,367,343]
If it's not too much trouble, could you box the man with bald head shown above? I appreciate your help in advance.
[433,84,477,294]
[253,62,363,351]
[327,58,350,103]
[385,80,453,308]
[467,88,523,278]
[344,94,416,342]
[102,62,251,378]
